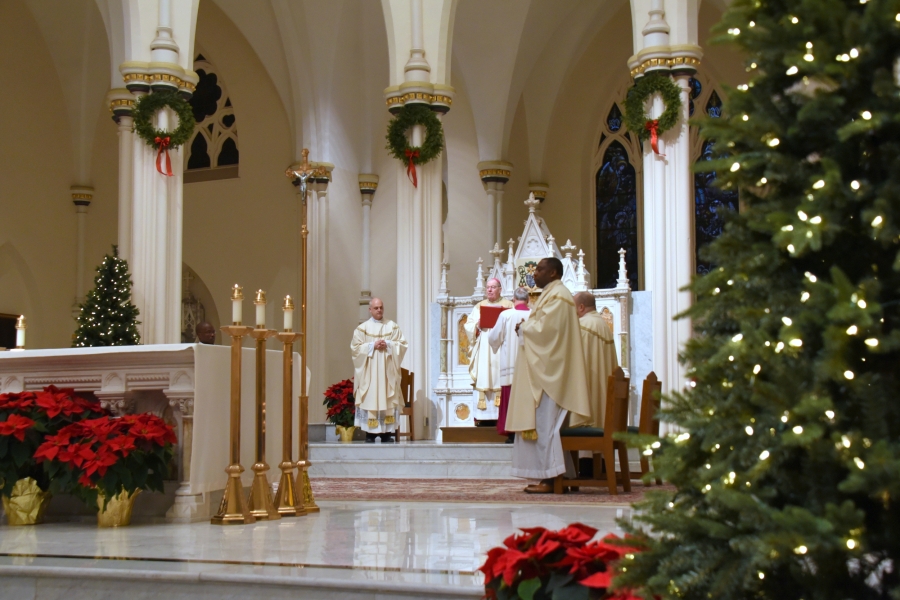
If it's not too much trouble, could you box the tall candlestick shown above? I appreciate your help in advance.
[14,315,25,349]
[283,295,295,332]
[254,290,266,328]
[231,284,243,324]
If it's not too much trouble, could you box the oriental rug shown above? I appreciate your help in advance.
[311,478,674,505]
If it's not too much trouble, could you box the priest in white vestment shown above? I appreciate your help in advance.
[488,287,531,441]
[574,292,619,428]
[351,298,408,443]
[463,278,514,420]
[505,258,592,493]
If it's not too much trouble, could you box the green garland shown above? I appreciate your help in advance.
[624,73,683,141]
[385,103,444,168]
[133,91,196,150]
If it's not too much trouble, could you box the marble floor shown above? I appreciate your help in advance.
[0,500,633,599]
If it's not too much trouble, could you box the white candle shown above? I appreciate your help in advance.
[254,290,266,328]
[231,284,243,324]
[15,315,25,348]
[283,295,294,331]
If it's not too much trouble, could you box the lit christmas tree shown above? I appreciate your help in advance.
[73,246,141,347]
[616,2,900,599]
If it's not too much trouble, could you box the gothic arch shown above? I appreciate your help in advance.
[184,52,239,183]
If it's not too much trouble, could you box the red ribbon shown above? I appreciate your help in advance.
[154,136,173,176]
[404,149,420,188]
[644,120,666,157]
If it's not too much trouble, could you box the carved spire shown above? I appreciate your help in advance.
[524,192,540,214]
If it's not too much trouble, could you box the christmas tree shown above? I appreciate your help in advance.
[73,246,141,347]
[617,2,900,599]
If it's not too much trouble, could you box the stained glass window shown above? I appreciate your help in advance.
[606,104,623,132]
[705,91,722,118]
[186,55,238,175]
[596,141,639,289]
[688,77,702,117]
[694,139,739,274]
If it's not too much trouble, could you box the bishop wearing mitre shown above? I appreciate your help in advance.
[574,292,619,428]
[506,258,592,493]
[351,298,408,443]
[464,278,514,418]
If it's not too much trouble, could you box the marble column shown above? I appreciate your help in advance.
[71,186,93,313]
[108,89,134,262]
[307,163,333,403]
[358,175,378,322]
[478,162,512,248]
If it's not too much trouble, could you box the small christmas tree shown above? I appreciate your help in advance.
[616,2,900,600]
[73,246,141,347]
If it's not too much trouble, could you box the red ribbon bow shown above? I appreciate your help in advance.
[404,149,420,188]
[644,120,666,157]
[154,136,173,176]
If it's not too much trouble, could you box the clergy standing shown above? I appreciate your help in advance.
[574,292,619,428]
[351,298,408,443]
[488,287,531,441]
[464,278,514,419]
[506,258,592,493]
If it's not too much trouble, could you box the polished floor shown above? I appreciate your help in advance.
[0,500,633,599]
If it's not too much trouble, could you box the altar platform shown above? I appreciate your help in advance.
[0,500,632,600]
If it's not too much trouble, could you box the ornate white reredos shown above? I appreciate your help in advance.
[430,192,633,440]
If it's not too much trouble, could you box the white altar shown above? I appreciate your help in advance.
[0,344,301,522]
[430,194,650,441]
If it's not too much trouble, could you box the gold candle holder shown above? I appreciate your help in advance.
[274,329,303,517]
[247,325,280,520]
[211,322,255,525]
[295,224,318,513]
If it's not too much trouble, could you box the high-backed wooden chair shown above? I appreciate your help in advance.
[627,371,662,484]
[554,367,631,495]
[398,368,415,441]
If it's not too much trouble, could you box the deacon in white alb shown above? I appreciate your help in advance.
[464,278,513,419]
[505,258,592,493]
[488,287,531,440]
[351,298,408,443]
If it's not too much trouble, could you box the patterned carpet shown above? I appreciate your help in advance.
[311,478,674,505]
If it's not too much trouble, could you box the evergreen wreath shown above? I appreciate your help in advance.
[623,73,683,148]
[385,103,444,187]
[133,91,195,150]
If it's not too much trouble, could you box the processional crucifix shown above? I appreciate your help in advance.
[284,147,323,513]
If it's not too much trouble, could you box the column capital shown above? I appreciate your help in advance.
[119,61,197,99]
[71,186,93,208]
[107,88,135,122]
[478,161,513,184]
[528,182,549,203]
[384,84,455,115]
[359,174,379,199]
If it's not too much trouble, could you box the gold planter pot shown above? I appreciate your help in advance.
[97,489,141,527]
[1,477,51,526]
[335,425,357,443]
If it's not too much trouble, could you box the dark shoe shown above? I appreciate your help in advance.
[505,434,515,444]
[365,433,377,443]
[524,483,553,494]
[380,433,395,443]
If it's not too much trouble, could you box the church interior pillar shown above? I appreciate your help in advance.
[71,187,93,313]
[478,161,512,248]
[358,174,378,322]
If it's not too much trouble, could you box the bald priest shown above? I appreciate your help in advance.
[463,277,513,419]
[505,258,592,493]
[351,298,408,443]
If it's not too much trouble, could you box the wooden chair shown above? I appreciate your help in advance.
[554,367,631,495]
[397,368,415,441]
[627,371,662,485]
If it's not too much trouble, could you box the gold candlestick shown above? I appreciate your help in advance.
[211,319,255,525]
[274,327,303,517]
[247,325,280,520]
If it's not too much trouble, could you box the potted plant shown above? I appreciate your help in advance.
[35,412,176,526]
[479,524,644,600]
[0,386,107,525]
[323,379,356,442]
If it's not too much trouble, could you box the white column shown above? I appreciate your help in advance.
[308,165,333,403]
[478,161,513,249]
[485,181,497,248]
[358,174,378,322]
[107,90,134,262]
[71,187,93,311]
[495,185,505,245]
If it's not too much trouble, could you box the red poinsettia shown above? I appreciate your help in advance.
[0,414,36,442]
[323,378,356,427]
[479,524,646,600]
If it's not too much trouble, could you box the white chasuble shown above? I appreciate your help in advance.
[579,311,619,428]
[464,298,514,416]
[506,279,592,435]
[351,318,408,433]
[488,307,530,387]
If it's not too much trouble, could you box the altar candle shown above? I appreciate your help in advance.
[231,284,243,324]
[283,295,295,331]
[254,290,267,328]
[15,315,25,348]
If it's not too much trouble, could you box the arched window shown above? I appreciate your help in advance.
[690,75,738,275]
[184,54,238,183]
[594,99,641,289]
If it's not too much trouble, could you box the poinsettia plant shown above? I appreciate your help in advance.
[479,524,645,600]
[35,413,176,506]
[323,378,355,427]
[0,386,108,496]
